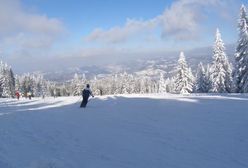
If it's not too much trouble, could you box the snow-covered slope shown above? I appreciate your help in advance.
[0,94,247,168]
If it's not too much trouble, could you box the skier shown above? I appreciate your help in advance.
[80,84,94,108]
[15,91,20,100]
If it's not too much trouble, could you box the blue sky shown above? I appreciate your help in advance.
[0,0,246,72]
[23,0,171,30]
[22,0,174,48]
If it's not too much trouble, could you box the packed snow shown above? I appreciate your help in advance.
[0,94,248,168]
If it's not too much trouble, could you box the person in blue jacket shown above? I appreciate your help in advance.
[80,84,94,108]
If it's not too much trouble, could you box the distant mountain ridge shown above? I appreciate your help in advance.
[43,44,236,82]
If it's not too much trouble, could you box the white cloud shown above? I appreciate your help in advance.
[0,0,64,50]
[159,0,215,40]
[0,0,63,35]
[86,18,158,43]
[85,0,237,43]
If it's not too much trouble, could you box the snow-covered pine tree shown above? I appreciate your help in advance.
[210,29,233,93]
[158,73,167,93]
[174,52,194,94]
[129,74,136,94]
[0,62,15,98]
[113,74,121,95]
[133,76,142,94]
[139,76,147,94]
[7,66,15,97]
[40,78,49,97]
[71,73,85,96]
[119,72,133,94]
[205,64,212,92]
[240,4,248,24]
[0,62,4,97]
[234,5,248,93]
[195,62,209,93]
[20,74,30,95]
[33,74,46,97]
[103,76,115,95]
[164,77,173,93]
[147,79,157,94]
[188,68,195,89]
[109,74,117,95]
[59,83,70,96]
[91,75,106,96]
[15,75,21,91]
[32,75,39,97]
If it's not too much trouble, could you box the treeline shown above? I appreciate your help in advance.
[1,4,248,98]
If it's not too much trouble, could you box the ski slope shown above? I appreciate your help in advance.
[0,94,247,168]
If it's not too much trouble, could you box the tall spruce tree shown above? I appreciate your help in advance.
[0,62,15,98]
[210,29,233,93]
[174,52,194,94]
[234,5,248,93]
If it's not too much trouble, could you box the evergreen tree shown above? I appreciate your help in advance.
[139,77,148,94]
[188,68,195,89]
[121,72,130,94]
[110,74,118,95]
[165,77,174,93]
[15,75,21,91]
[210,29,233,93]
[234,5,248,93]
[71,73,85,96]
[0,62,15,98]
[195,62,210,93]
[32,74,45,97]
[8,67,15,97]
[0,62,4,97]
[158,73,167,93]
[205,64,212,92]
[174,52,194,94]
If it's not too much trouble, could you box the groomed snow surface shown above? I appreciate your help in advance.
[0,94,247,168]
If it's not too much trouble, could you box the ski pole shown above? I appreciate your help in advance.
[88,96,94,103]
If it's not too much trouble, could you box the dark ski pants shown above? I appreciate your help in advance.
[80,96,89,108]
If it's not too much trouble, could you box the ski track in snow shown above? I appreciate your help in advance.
[0,94,248,168]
